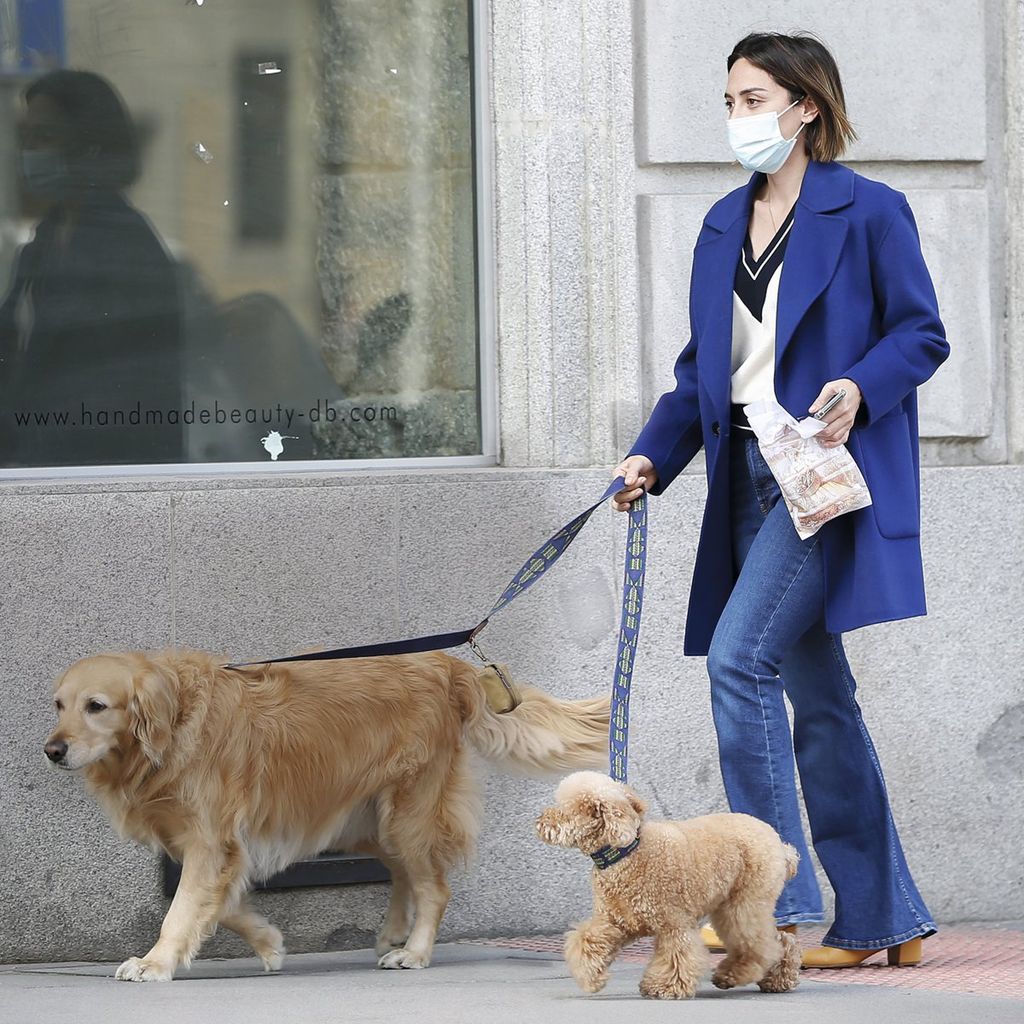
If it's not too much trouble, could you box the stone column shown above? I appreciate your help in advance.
[490,0,641,468]
[1007,0,1024,464]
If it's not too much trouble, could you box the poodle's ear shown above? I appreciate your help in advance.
[589,794,640,849]
[624,786,647,818]
[128,663,179,767]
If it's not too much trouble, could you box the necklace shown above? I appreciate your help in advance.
[760,189,779,233]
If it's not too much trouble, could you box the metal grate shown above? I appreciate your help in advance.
[161,852,390,898]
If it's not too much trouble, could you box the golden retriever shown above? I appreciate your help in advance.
[536,771,802,999]
[43,648,610,981]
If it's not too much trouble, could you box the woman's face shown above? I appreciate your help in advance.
[17,94,78,203]
[724,57,805,138]
[19,94,71,154]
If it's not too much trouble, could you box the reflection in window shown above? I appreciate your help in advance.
[236,51,288,244]
[0,0,479,469]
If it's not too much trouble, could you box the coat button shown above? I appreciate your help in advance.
[711,421,720,436]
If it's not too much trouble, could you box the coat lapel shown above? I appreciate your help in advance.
[694,160,855,418]
[775,204,849,374]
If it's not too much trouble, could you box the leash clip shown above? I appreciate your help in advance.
[467,633,489,665]
[466,634,521,714]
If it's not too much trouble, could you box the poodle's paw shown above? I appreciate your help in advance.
[639,974,697,1000]
[377,947,429,970]
[564,928,609,993]
[569,963,609,994]
[758,933,801,993]
[115,956,174,982]
[711,965,736,990]
[712,950,769,991]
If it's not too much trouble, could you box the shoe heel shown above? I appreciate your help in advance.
[886,938,922,967]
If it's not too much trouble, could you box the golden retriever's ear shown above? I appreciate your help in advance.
[128,665,179,767]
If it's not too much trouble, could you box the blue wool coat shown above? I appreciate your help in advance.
[628,158,950,656]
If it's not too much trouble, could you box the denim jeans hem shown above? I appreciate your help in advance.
[776,911,826,927]
[820,921,938,950]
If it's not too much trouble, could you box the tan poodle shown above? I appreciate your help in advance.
[536,771,802,999]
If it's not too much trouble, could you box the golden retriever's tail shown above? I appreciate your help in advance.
[450,657,611,776]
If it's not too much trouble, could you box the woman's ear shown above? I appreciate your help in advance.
[128,665,178,767]
[800,95,820,125]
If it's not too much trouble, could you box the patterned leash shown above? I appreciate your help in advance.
[228,477,647,784]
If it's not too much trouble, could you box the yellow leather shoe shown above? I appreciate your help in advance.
[702,924,796,954]
[801,937,922,969]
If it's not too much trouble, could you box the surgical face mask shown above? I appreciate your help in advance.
[20,148,73,199]
[726,97,806,174]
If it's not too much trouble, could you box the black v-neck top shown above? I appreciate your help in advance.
[734,203,796,323]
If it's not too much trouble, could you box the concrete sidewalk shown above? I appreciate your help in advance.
[2,933,1021,1024]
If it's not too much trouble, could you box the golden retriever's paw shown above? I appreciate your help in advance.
[115,956,173,982]
[374,936,408,958]
[377,947,429,970]
[639,974,697,1000]
[254,927,285,972]
[260,947,285,972]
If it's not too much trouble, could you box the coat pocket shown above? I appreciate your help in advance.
[857,412,920,539]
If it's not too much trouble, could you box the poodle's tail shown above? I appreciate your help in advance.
[782,842,800,880]
[449,655,611,776]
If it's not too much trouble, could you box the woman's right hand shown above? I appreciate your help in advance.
[611,455,658,511]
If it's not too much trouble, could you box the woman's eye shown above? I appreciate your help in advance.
[85,700,107,714]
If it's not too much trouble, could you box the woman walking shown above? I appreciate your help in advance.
[612,32,947,967]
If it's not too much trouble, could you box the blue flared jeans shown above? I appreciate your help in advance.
[705,433,937,949]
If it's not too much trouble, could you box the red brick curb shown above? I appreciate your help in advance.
[468,924,1024,1000]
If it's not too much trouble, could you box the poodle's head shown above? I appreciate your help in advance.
[536,770,647,854]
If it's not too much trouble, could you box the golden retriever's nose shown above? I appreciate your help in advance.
[44,740,68,763]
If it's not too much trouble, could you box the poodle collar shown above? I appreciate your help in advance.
[590,835,641,870]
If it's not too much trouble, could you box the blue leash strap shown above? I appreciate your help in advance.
[609,491,646,783]
[226,477,648,782]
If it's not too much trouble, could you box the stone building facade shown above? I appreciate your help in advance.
[1,0,1020,962]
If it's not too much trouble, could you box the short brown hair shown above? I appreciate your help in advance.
[727,32,857,162]
[25,70,141,190]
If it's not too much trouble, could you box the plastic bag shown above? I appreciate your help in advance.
[742,398,872,539]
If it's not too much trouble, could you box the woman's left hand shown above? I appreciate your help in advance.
[808,378,863,447]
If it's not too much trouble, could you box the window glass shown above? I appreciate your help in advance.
[0,0,480,469]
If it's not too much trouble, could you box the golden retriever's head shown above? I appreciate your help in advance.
[536,770,647,853]
[44,653,179,772]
